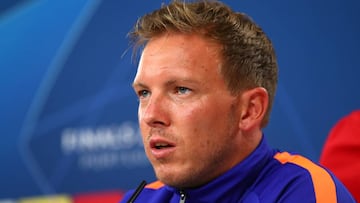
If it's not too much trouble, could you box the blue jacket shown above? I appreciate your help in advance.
[120,137,355,202]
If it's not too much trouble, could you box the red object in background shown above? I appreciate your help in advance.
[320,110,360,202]
[73,190,125,203]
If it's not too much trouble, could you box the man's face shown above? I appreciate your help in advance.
[133,33,243,188]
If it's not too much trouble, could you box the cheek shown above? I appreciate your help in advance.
[179,104,207,126]
[181,100,233,142]
[178,103,217,140]
[182,100,224,126]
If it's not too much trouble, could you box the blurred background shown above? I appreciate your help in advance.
[1,0,359,202]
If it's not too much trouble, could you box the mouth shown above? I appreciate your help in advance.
[149,138,176,159]
[151,142,173,149]
[150,141,175,149]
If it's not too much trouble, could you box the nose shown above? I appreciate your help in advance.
[139,94,169,127]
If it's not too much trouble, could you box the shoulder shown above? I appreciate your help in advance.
[254,151,355,202]
[273,151,331,181]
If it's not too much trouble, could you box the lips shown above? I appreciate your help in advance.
[149,137,176,159]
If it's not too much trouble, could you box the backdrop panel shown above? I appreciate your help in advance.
[0,0,359,200]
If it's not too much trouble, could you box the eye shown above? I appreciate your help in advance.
[176,86,191,95]
[137,89,150,99]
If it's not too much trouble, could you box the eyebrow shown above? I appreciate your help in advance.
[164,79,178,87]
[132,82,147,89]
[132,78,199,89]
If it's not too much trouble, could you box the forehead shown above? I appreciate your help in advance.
[143,32,220,54]
[137,33,222,74]
[133,33,231,96]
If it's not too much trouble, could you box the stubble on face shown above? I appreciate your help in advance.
[150,101,240,189]
[177,102,239,188]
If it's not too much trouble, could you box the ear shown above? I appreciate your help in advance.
[238,87,269,131]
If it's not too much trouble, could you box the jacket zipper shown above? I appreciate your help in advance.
[179,190,186,203]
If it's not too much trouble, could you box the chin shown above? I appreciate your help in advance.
[153,163,202,188]
[157,172,202,189]
[156,171,183,187]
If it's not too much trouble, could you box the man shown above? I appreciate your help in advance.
[121,0,355,202]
